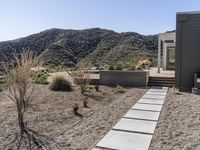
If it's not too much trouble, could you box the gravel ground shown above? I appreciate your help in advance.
[0,84,146,150]
[150,88,200,150]
[56,88,146,150]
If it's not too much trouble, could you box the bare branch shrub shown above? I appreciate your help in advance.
[67,62,91,94]
[2,51,59,149]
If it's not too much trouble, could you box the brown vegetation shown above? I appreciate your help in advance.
[1,51,58,149]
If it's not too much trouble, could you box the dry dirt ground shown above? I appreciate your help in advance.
[150,88,200,150]
[0,84,146,150]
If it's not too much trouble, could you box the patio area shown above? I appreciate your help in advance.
[148,67,175,78]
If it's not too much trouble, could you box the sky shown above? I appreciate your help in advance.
[0,0,200,41]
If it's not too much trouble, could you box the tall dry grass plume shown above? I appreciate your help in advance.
[1,51,60,149]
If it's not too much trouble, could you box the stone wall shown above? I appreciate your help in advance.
[100,70,149,87]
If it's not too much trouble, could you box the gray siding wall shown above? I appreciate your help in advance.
[175,13,200,90]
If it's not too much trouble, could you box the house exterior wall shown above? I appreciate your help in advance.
[175,12,200,90]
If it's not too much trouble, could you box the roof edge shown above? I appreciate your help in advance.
[177,11,200,15]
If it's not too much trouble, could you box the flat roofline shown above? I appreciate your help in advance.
[177,11,200,15]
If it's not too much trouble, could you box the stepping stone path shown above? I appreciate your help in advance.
[94,86,168,150]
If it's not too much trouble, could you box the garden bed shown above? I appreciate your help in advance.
[0,84,146,149]
[150,88,200,150]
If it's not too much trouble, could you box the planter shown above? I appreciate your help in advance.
[100,70,149,87]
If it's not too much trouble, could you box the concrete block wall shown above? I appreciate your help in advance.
[100,70,149,87]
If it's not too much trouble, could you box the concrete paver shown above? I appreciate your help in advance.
[95,87,168,150]
[146,90,167,96]
[96,130,152,150]
[142,94,166,100]
[124,109,160,121]
[132,103,163,112]
[113,118,157,134]
[138,98,164,105]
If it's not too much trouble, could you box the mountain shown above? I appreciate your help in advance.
[0,28,158,67]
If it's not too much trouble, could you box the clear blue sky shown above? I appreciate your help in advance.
[0,0,199,41]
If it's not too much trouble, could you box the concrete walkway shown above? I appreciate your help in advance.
[93,86,168,150]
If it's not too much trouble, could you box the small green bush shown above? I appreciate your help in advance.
[0,79,6,84]
[34,71,49,84]
[95,85,100,92]
[0,79,7,92]
[114,63,123,70]
[49,75,72,91]
[113,85,126,93]
[108,65,114,70]
[127,63,136,70]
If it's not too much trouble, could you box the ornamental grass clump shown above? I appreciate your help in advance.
[49,75,72,91]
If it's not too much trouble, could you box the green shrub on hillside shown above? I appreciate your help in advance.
[114,63,123,70]
[49,75,72,91]
[108,65,114,70]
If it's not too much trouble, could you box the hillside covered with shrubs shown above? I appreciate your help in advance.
[0,28,157,67]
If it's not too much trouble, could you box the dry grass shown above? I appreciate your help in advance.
[1,51,59,149]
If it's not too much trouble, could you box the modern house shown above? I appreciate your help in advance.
[157,32,176,73]
[175,11,200,90]
[156,11,200,90]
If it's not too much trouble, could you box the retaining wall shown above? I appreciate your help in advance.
[100,70,149,87]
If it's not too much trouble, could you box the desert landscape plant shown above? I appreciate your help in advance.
[67,62,91,94]
[113,85,126,93]
[1,51,58,150]
[95,85,100,92]
[73,103,83,117]
[49,75,72,91]
[34,70,49,84]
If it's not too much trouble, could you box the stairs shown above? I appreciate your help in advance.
[148,76,175,87]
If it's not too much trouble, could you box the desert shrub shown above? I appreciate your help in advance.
[136,65,143,70]
[34,71,49,84]
[0,78,6,84]
[136,59,150,69]
[113,85,126,93]
[95,85,100,92]
[127,63,136,70]
[67,62,91,94]
[114,63,123,70]
[0,79,6,92]
[80,86,92,93]
[49,75,72,91]
[104,64,110,70]
[73,103,83,117]
[108,65,114,70]
[0,51,57,149]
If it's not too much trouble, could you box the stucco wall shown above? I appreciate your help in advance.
[100,70,149,87]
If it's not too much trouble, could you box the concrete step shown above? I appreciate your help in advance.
[148,76,175,87]
[148,83,174,87]
[149,77,175,80]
